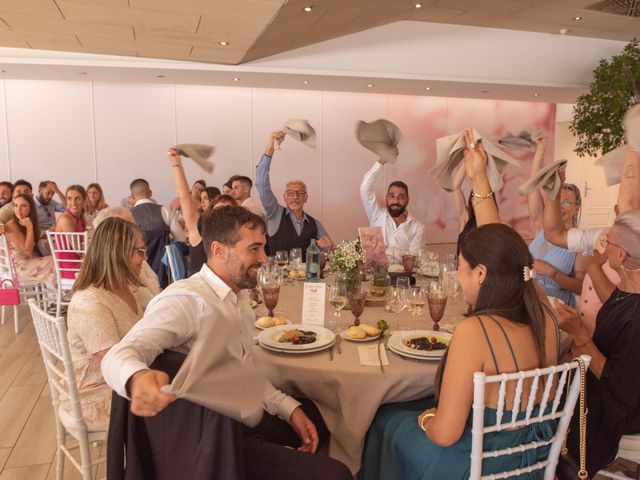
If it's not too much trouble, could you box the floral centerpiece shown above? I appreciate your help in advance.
[328,239,364,305]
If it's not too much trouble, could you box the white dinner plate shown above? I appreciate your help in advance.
[387,343,441,361]
[259,338,335,354]
[258,324,335,352]
[340,331,381,342]
[387,330,452,358]
[254,318,292,330]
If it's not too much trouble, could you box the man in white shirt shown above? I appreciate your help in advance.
[102,205,351,480]
[360,158,425,257]
[229,175,265,219]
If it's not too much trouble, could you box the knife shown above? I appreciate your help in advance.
[335,333,342,354]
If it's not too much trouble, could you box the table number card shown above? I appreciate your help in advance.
[302,282,326,326]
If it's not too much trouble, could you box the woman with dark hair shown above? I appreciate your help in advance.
[211,193,237,209]
[85,182,109,228]
[3,193,55,284]
[66,217,147,431]
[200,186,221,211]
[54,184,87,279]
[362,130,560,480]
[526,138,587,307]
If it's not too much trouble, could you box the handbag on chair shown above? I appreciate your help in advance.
[0,278,20,306]
[557,356,590,480]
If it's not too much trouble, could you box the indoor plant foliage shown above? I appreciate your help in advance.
[570,39,640,158]
[328,239,364,273]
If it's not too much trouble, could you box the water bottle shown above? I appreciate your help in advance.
[306,239,321,282]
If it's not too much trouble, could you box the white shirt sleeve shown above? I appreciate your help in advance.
[161,206,187,242]
[360,161,386,224]
[566,227,604,256]
[101,293,201,399]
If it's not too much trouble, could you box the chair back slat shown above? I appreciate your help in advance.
[470,356,591,480]
[0,234,19,284]
[47,231,88,282]
[524,371,541,422]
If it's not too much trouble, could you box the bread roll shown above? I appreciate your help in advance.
[361,324,380,336]
[274,316,288,326]
[346,325,366,339]
[257,316,275,328]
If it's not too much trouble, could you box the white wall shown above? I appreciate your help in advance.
[0,78,556,243]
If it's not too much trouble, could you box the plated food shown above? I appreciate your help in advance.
[278,329,318,345]
[403,335,448,351]
[343,323,381,341]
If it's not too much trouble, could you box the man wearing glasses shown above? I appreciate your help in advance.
[256,131,333,258]
[360,157,425,258]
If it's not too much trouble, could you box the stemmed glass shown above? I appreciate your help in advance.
[329,284,348,318]
[258,266,282,317]
[289,248,302,269]
[386,286,405,330]
[407,286,426,317]
[402,254,416,274]
[427,281,447,331]
[275,250,289,270]
[348,292,366,326]
[441,259,459,323]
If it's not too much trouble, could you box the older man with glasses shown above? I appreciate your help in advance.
[360,156,425,258]
[255,131,333,258]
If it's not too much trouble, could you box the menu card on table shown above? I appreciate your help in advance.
[302,282,326,326]
[358,344,389,366]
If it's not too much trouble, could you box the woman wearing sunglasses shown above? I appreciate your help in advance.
[526,138,588,307]
[65,217,148,431]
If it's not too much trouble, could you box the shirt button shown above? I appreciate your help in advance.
[580,312,584,317]
[588,287,593,291]
[584,299,588,303]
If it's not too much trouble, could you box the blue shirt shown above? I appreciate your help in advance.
[34,196,65,230]
[255,154,329,239]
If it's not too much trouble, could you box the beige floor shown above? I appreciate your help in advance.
[0,300,635,480]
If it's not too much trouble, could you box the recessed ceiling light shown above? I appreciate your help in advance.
[303,80,310,85]
[559,28,569,35]
[573,16,582,20]
[481,90,489,94]
[219,41,229,46]
[367,83,374,88]
[156,75,165,78]
[425,87,431,91]
[233,77,239,82]
[303,5,312,12]
[415,3,422,8]
[0,70,5,73]
[77,72,87,75]
[533,93,540,97]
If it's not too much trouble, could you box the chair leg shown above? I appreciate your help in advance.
[13,304,18,334]
[79,434,93,480]
[56,287,62,318]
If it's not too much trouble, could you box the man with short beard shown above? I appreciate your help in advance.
[0,179,33,224]
[0,182,13,207]
[360,157,425,257]
[34,180,67,231]
[102,206,351,480]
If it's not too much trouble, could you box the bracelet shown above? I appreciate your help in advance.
[419,412,436,432]
[574,339,592,349]
[471,191,493,199]
[173,164,183,168]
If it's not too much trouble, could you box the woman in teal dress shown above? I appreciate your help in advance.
[362,131,561,480]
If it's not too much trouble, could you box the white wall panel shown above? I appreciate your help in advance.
[251,89,323,221]
[321,92,387,243]
[93,82,176,206]
[0,81,9,182]
[4,80,94,191]
[175,85,252,192]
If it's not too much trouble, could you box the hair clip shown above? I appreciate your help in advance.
[523,266,537,282]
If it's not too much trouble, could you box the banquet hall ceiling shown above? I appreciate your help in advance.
[0,0,638,66]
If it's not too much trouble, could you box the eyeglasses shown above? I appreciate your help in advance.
[386,193,408,201]
[600,234,640,259]
[560,199,576,207]
[135,247,148,256]
[285,190,307,198]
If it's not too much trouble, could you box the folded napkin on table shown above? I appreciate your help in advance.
[595,103,640,185]
[430,128,520,192]
[356,119,402,164]
[173,143,215,173]
[498,127,545,152]
[518,159,568,199]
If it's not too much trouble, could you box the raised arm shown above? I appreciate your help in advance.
[255,131,285,220]
[360,160,386,223]
[527,137,547,232]
[451,163,469,233]
[49,181,67,208]
[617,146,640,213]
[541,172,569,248]
[167,148,200,246]
[462,129,500,226]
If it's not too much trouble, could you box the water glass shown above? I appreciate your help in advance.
[289,248,302,268]
[402,254,416,273]
[427,280,447,331]
[407,286,426,317]
[275,250,289,269]
[348,292,366,326]
[329,283,348,318]
[396,276,410,291]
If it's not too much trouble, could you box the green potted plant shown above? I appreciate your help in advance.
[570,39,640,158]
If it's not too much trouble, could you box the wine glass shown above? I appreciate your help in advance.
[407,286,426,317]
[262,283,280,317]
[348,292,366,326]
[402,254,416,274]
[329,283,348,318]
[289,248,302,269]
[386,286,405,330]
[427,281,447,331]
[275,250,289,270]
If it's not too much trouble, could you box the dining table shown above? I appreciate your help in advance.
[252,273,467,474]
